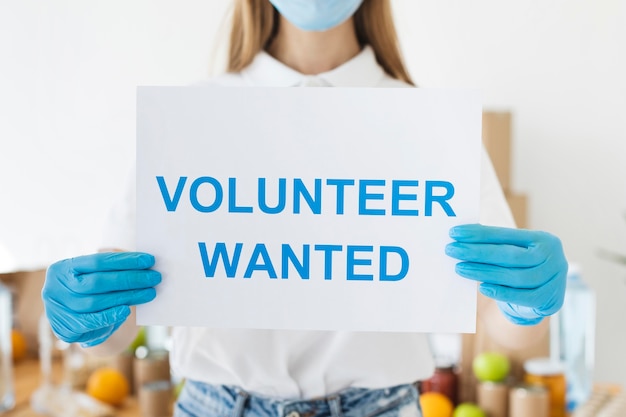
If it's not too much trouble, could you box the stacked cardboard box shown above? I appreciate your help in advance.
[457,111,547,403]
[481,111,528,228]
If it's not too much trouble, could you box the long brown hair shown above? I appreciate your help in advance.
[227,0,414,85]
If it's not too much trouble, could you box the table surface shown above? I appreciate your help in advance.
[7,359,140,417]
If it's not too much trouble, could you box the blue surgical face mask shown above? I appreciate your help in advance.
[269,0,364,32]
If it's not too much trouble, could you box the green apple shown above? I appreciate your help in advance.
[127,327,147,353]
[174,379,186,399]
[472,352,510,382]
[453,403,486,417]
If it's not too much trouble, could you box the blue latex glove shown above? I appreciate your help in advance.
[42,252,160,347]
[445,224,568,325]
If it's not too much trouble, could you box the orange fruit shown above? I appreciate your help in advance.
[420,391,454,417]
[11,329,28,361]
[86,367,130,406]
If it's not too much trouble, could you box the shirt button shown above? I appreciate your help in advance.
[286,412,300,417]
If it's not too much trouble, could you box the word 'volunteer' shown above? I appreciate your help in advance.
[157,176,458,216]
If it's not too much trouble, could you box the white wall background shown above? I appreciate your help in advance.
[1,1,625,385]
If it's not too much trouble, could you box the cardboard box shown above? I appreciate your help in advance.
[0,269,46,356]
[505,192,528,229]
[482,112,512,192]
[457,113,543,403]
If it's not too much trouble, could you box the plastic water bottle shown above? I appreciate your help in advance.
[0,281,15,412]
[551,264,595,412]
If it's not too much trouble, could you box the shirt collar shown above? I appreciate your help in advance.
[241,45,386,88]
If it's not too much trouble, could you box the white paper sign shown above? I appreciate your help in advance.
[136,87,481,333]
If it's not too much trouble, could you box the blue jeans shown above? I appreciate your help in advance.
[174,380,423,417]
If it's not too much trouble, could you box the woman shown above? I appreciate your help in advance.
[42,1,568,416]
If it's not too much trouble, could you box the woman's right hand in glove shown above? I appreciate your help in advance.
[42,252,160,347]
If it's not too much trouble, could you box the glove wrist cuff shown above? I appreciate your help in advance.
[496,301,544,326]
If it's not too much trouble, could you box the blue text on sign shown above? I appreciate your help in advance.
[197,242,409,281]
[156,176,456,217]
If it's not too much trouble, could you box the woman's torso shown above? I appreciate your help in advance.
[101,46,515,399]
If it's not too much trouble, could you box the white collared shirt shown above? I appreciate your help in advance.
[205,46,409,88]
[102,46,515,399]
